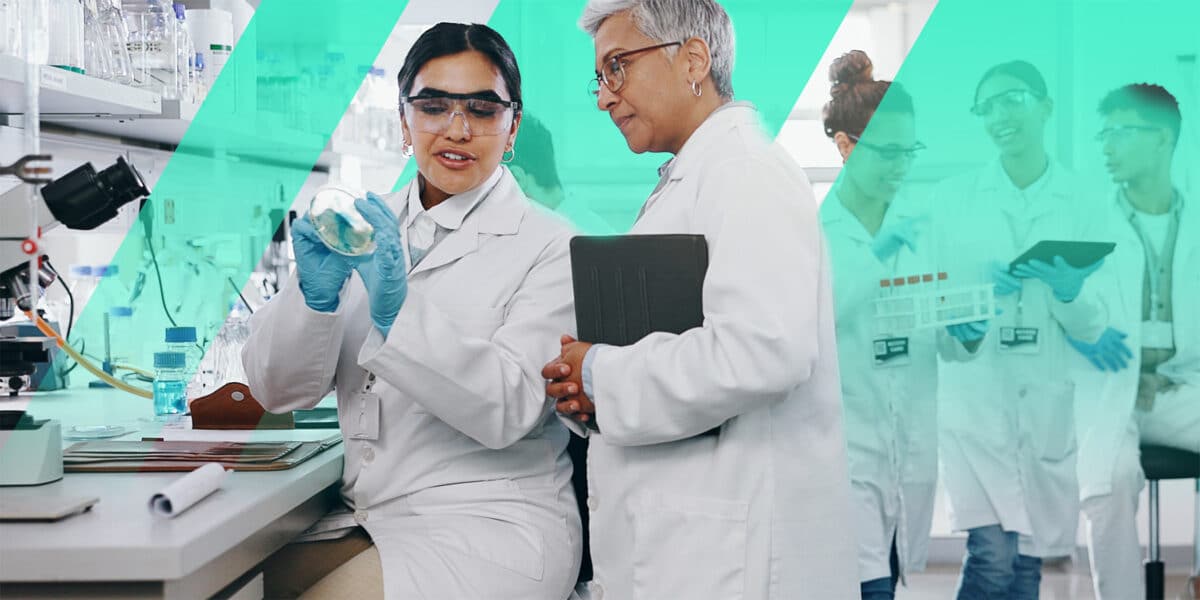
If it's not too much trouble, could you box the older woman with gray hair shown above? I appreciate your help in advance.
[542,0,859,598]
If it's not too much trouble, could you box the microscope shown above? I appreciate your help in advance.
[0,154,149,486]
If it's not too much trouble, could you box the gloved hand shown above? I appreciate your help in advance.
[991,261,1023,297]
[946,319,990,343]
[1013,255,1104,303]
[870,216,925,262]
[291,214,355,312]
[1067,327,1133,372]
[352,192,407,337]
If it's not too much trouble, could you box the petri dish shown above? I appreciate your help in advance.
[308,186,376,257]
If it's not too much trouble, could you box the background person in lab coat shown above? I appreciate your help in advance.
[1073,83,1200,600]
[819,50,988,600]
[931,60,1110,599]
[542,0,859,598]
[244,23,581,600]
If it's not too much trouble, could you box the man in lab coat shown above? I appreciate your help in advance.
[543,1,858,598]
[1074,83,1200,600]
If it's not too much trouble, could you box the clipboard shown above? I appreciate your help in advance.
[570,234,718,437]
[1009,240,1116,272]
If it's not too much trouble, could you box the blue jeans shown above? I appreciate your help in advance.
[955,525,1043,599]
[860,537,900,600]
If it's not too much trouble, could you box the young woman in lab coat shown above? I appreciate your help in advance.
[1073,84,1200,600]
[243,23,581,600]
[931,61,1110,599]
[543,1,859,598]
[818,51,987,600]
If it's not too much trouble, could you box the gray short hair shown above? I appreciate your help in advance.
[580,0,735,99]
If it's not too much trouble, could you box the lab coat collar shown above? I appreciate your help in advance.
[656,101,758,183]
[820,189,874,245]
[978,158,1065,220]
[405,167,526,277]
[405,166,504,233]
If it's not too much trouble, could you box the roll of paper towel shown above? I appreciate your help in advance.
[149,463,228,518]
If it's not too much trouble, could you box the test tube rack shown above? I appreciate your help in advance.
[872,272,996,333]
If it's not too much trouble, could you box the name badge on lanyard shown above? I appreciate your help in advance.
[350,373,381,441]
[998,326,1041,354]
[873,336,912,368]
[1142,320,1175,350]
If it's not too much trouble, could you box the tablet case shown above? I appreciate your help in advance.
[570,234,718,437]
[1009,240,1117,272]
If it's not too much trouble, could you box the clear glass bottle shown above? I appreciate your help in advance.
[164,326,202,395]
[98,0,133,84]
[106,305,134,368]
[48,0,86,74]
[171,3,192,101]
[123,0,177,98]
[152,351,188,415]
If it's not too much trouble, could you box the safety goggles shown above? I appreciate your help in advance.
[970,89,1042,117]
[400,92,521,136]
[1094,125,1161,144]
[848,134,926,161]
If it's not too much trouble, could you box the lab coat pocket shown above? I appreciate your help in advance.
[630,492,748,600]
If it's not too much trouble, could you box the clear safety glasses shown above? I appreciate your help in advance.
[1094,125,1161,144]
[970,89,1042,117]
[400,93,520,137]
[848,134,927,162]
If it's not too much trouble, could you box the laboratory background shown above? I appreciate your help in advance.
[0,0,1197,598]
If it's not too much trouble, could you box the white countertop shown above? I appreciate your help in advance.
[0,388,344,584]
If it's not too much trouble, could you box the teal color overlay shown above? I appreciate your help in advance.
[480,0,850,233]
[61,0,409,384]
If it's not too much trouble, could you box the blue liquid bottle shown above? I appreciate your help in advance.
[153,351,188,415]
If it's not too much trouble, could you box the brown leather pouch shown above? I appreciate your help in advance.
[189,382,294,430]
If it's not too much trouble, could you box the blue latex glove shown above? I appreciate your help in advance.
[1067,327,1133,372]
[291,214,354,312]
[947,319,990,343]
[991,261,1023,297]
[871,216,925,262]
[352,192,407,337]
[1012,255,1104,303]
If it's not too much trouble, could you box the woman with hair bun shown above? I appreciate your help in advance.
[820,49,989,600]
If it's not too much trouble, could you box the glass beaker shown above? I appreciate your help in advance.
[307,186,376,257]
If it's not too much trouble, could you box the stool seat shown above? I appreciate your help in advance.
[1140,445,1200,481]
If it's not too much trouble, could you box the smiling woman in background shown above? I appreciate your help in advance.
[931,60,1110,599]
[819,49,988,600]
[244,22,580,600]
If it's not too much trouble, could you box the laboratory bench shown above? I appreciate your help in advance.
[0,388,344,599]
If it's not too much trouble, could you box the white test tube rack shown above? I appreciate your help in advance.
[872,272,996,333]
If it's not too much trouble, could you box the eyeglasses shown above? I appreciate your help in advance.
[588,41,683,97]
[848,134,926,161]
[1094,125,1161,144]
[970,89,1042,117]
[400,92,521,136]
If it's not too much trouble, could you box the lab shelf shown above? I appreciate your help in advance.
[0,55,161,117]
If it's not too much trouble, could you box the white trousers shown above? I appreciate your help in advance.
[1083,384,1200,600]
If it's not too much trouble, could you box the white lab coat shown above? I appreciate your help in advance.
[931,161,1108,557]
[1074,189,1200,499]
[243,168,582,600]
[1074,190,1200,599]
[574,103,859,599]
[820,191,977,583]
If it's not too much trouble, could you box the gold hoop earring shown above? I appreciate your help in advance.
[502,148,515,163]
[690,80,702,97]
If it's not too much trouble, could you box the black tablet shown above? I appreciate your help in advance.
[1009,240,1116,272]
